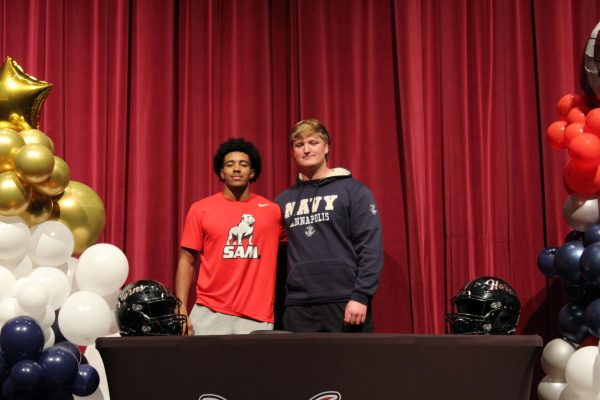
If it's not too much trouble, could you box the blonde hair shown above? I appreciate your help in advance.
[289,118,331,145]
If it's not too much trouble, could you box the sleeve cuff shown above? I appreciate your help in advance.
[350,292,370,305]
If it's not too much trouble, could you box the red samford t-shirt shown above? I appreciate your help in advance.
[180,193,282,323]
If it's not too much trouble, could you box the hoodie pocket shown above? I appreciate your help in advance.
[287,258,355,300]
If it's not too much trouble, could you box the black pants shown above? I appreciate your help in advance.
[283,303,373,333]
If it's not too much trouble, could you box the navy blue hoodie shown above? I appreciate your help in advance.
[275,168,383,306]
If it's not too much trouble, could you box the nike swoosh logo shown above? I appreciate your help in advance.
[258,203,270,207]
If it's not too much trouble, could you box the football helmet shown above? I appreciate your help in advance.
[115,280,187,336]
[446,276,521,335]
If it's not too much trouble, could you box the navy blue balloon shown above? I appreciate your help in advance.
[555,241,586,282]
[38,346,79,389]
[8,360,43,391]
[563,278,600,303]
[585,225,600,245]
[586,299,600,338]
[580,243,600,286]
[565,230,585,243]
[2,378,16,399]
[71,364,100,397]
[537,247,558,277]
[0,316,44,366]
[558,302,589,343]
[53,342,81,364]
[0,352,8,382]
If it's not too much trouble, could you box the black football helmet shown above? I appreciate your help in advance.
[115,280,187,336]
[446,276,521,335]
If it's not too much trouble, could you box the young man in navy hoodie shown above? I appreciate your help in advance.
[275,119,383,332]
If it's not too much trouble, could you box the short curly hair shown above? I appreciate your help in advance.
[213,138,262,182]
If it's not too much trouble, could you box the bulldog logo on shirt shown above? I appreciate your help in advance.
[223,213,259,259]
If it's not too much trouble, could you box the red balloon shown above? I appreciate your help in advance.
[586,108,600,134]
[547,120,567,149]
[565,122,585,145]
[568,133,600,163]
[564,158,600,194]
[568,106,589,124]
[558,93,583,117]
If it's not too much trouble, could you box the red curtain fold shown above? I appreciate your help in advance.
[1,0,600,336]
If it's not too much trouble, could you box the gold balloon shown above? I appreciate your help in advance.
[20,129,54,152]
[33,156,70,197]
[0,171,31,215]
[52,181,106,254]
[0,57,52,129]
[19,193,53,226]
[14,143,55,184]
[0,128,25,172]
[0,120,20,131]
[8,113,31,131]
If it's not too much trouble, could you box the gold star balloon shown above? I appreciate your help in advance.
[0,56,52,129]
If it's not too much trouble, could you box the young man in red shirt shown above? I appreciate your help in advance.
[176,138,281,335]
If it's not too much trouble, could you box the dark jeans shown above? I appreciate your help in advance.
[283,302,373,333]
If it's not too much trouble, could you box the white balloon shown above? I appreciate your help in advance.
[566,346,600,396]
[564,195,600,232]
[67,256,78,281]
[76,243,129,296]
[15,307,45,324]
[43,327,55,349]
[6,255,34,278]
[0,216,30,262]
[29,267,71,309]
[40,305,56,329]
[102,289,121,335]
[55,256,78,286]
[12,277,32,295]
[74,388,106,400]
[0,297,18,325]
[58,291,112,346]
[84,333,119,400]
[28,221,74,267]
[16,280,49,314]
[0,266,16,302]
[538,376,567,400]
[102,289,120,310]
[543,338,578,381]
[560,385,592,400]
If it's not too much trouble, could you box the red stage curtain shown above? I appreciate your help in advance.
[1,0,600,336]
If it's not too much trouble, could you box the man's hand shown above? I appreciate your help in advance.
[175,248,197,336]
[178,304,194,336]
[186,317,194,336]
[344,300,367,325]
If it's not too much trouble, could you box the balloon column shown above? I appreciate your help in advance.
[536,22,600,399]
[0,57,129,399]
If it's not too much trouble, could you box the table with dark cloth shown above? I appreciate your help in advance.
[96,333,542,400]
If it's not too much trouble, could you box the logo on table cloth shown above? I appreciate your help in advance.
[309,391,341,400]
[223,213,259,259]
[198,391,341,400]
